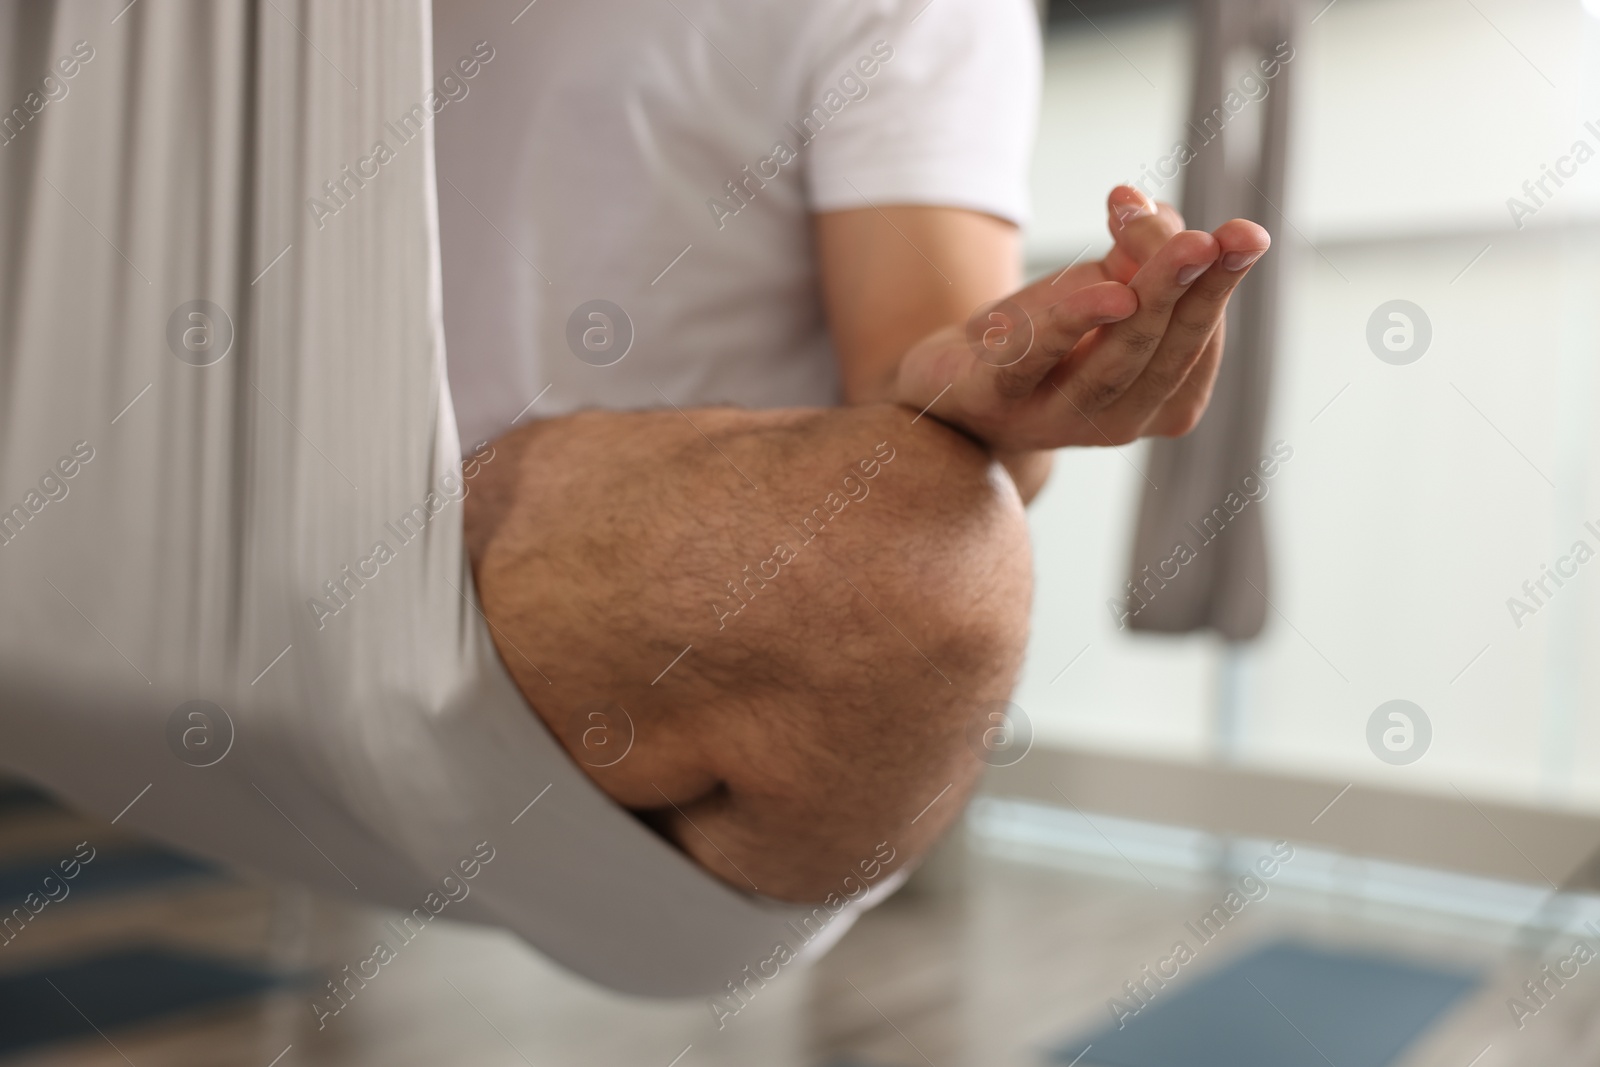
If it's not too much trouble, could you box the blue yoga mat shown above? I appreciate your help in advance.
[1052,940,1478,1067]
[0,946,293,1056]
[0,849,215,905]
[0,783,54,815]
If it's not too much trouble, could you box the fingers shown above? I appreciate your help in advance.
[1146,327,1224,437]
[928,209,1270,453]
[1103,186,1184,285]
[1209,217,1272,274]
[1111,218,1271,429]
[1048,229,1220,429]
[980,281,1137,401]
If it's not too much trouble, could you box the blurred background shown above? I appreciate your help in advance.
[5,0,1600,1063]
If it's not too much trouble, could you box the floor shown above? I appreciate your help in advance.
[5,785,1600,1067]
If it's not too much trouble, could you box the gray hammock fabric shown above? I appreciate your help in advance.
[0,0,860,996]
[1124,0,1299,640]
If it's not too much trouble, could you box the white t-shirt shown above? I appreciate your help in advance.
[432,0,1041,452]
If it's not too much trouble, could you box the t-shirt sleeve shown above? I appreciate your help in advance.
[801,0,1042,226]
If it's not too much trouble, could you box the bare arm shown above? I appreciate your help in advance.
[815,206,1021,401]
[815,205,1055,501]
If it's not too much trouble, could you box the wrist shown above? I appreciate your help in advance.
[891,331,966,421]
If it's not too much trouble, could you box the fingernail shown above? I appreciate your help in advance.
[1222,249,1265,272]
[1114,196,1156,224]
[1176,262,1210,286]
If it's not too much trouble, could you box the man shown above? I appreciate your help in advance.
[0,3,1268,997]
[436,0,1269,901]
[459,202,1268,904]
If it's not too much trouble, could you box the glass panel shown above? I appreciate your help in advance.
[1021,0,1600,810]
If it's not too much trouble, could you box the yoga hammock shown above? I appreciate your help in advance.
[0,0,872,996]
[1124,0,1300,640]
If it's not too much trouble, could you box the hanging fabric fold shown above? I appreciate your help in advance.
[0,0,855,997]
[1122,0,1300,641]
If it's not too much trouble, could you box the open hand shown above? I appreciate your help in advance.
[895,187,1270,451]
